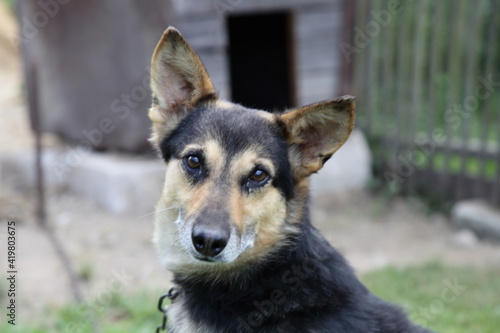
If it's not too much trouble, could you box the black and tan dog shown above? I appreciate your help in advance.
[149,27,433,333]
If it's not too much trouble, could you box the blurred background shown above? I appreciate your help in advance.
[0,0,499,332]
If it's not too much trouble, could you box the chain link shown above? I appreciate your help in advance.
[156,287,180,332]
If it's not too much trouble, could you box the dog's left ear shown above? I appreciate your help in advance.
[280,96,356,179]
[149,27,217,147]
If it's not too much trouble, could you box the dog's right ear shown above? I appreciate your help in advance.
[280,96,356,179]
[149,27,216,146]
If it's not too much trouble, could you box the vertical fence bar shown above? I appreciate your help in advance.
[370,0,383,137]
[480,0,498,203]
[340,0,355,95]
[352,0,364,99]
[380,0,396,166]
[407,0,427,192]
[457,1,483,200]
[440,0,467,200]
[353,0,369,130]
[494,1,500,206]
[362,1,373,136]
[425,1,444,181]
[392,1,412,193]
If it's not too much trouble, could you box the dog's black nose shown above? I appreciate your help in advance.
[191,224,229,257]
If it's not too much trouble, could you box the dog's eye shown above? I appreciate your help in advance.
[185,155,201,169]
[250,169,268,183]
[244,167,270,192]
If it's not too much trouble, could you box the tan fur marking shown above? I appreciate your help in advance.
[248,188,288,249]
[175,141,226,219]
[230,150,276,179]
[180,144,203,156]
[185,182,212,219]
[255,109,276,122]
[228,185,245,232]
[227,150,277,233]
[215,100,236,110]
[203,140,225,177]
[226,150,289,260]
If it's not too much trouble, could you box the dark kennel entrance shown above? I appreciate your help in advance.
[227,12,295,111]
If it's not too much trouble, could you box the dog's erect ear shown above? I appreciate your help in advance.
[149,27,216,146]
[280,96,356,179]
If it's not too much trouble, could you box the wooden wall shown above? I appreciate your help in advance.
[173,0,344,106]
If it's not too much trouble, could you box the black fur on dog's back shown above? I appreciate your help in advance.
[173,218,432,333]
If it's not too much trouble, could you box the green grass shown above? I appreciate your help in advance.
[361,262,500,333]
[431,152,497,179]
[1,289,165,333]
[2,262,499,332]
[2,0,14,11]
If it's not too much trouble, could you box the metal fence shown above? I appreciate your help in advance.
[349,0,500,207]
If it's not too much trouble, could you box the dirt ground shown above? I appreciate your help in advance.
[0,3,499,322]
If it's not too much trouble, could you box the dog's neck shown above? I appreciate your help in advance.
[170,218,362,331]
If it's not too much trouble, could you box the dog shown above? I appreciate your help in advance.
[149,27,433,333]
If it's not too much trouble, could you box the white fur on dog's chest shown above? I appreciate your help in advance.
[167,298,218,333]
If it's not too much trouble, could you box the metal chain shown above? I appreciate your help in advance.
[156,287,180,333]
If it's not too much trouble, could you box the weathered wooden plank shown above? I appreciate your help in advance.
[394,0,412,165]
[478,6,496,183]
[352,0,367,127]
[407,0,427,190]
[457,1,483,198]
[339,0,355,95]
[177,15,226,49]
[197,49,228,82]
[173,0,340,17]
[297,37,337,71]
[359,0,372,134]
[379,0,399,169]
[440,0,467,199]
[295,9,343,40]
[425,0,444,176]
[297,72,337,105]
[481,0,500,204]
[367,0,382,136]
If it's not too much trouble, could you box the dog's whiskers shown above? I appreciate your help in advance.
[140,206,178,219]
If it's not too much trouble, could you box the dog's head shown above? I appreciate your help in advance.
[149,28,355,277]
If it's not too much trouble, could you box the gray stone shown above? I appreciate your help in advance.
[310,129,372,197]
[451,199,500,243]
[451,229,479,248]
[0,149,65,192]
[0,149,165,216]
[66,153,165,216]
